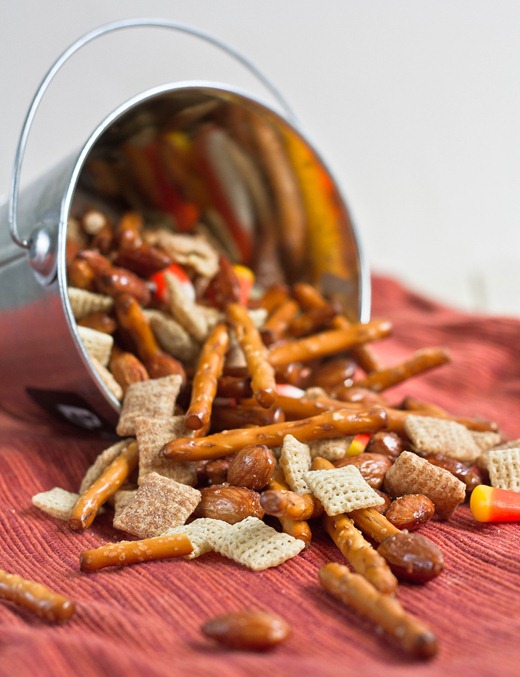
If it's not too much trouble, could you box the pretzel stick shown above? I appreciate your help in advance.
[251,283,289,313]
[277,394,498,433]
[399,396,498,432]
[350,507,401,543]
[278,516,313,546]
[262,298,300,342]
[289,305,336,337]
[114,294,186,382]
[162,407,388,461]
[260,489,321,520]
[353,348,451,393]
[109,348,149,393]
[384,407,498,434]
[311,457,400,543]
[0,568,76,622]
[226,302,277,408]
[319,563,438,659]
[69,441,139,532]
[185,323,230,431]
[323,514,398,595]
[216,375,253,399]
[267,466,313,546]
[292,282,382,373]
[268,320,392,367]
[80,533,193,572]
[401,396,448,416]
[210,402,284,433]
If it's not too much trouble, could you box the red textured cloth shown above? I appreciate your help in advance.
[1,274,519,676]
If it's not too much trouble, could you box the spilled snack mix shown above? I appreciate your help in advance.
[27,192,516,656]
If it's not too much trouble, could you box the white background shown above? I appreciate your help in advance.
[1,1,519,314]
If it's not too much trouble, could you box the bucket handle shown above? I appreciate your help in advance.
[8,17,297,250]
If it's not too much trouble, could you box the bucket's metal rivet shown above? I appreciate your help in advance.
[28,222,58,285]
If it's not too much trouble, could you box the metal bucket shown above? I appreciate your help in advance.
[0,19,370,432]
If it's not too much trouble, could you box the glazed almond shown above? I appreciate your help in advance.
[202,610,291,650]
[227,444,276,490]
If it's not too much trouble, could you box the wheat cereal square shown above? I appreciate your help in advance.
[404,415,481,463]
[145,309,199,363]
[384,450,466,519]
[471,430,502,453]
[79,439,134,493]
[145,230,220,278]
[112,489,138,520]
[32,487,80,521]
[279,434,312,494]
[303,466,384,516]
[165,272,208,342]
[211,516,305,570]
[161,518,230,559]
[488,448,520,492]
[77,326,114,367]
[134,416,197,486]
[116,375,183,436]
[67,287,113,320]
[307,437,354,462]
[91,356,123,401]
[113,472,201,538]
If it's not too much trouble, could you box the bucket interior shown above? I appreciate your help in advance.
[58,84,368,423]
[66,84,367,318]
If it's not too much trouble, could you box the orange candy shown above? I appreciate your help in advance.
[470,484,520,523]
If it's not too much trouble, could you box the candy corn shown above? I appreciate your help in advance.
[150,263,195,305]
[346,433,371,457]
[233,264,255,306]
[470,484,520,523]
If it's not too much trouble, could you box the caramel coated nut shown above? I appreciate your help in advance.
[377,532,444,583]
[227,444,276,491]
[202,610,291,651]
[424,454,483,495]
[193,484,264,524]
[385,494,436,531]
[365,432,405,460]
[335,453,393,489]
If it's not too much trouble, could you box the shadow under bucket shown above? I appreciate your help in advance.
[0,31,369,433]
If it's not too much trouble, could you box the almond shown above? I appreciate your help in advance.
[335,453,393,489]
[201,610,291,650]
[385,494,435,531]
[193,484,264,524]
[365,431,404,460]
[227,444,276,491]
